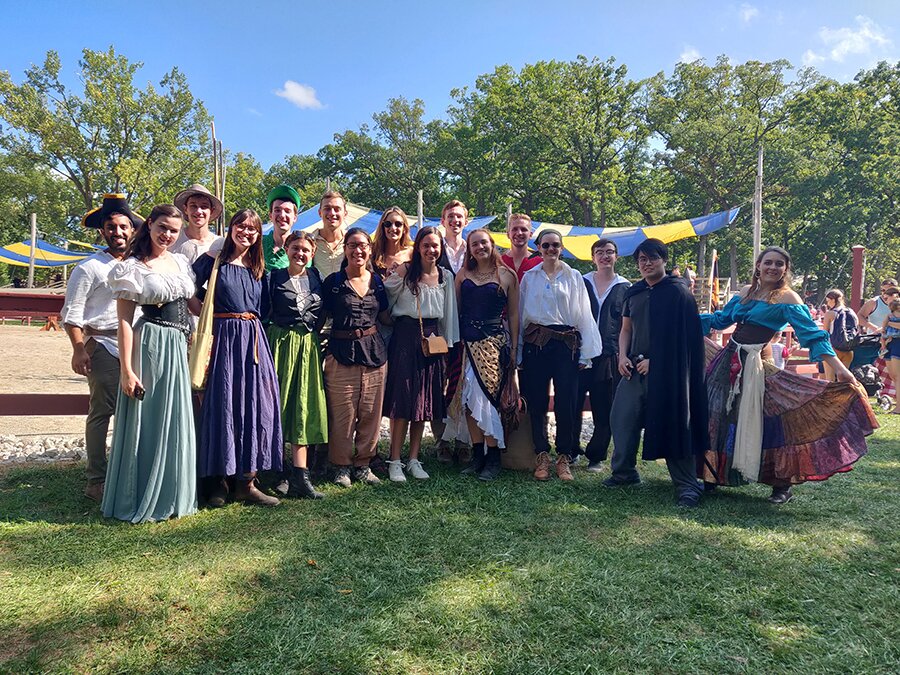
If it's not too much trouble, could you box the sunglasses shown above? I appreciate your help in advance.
[383,221,405,229]
[540,242,562,250]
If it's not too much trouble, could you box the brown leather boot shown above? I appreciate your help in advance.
[234,478,280,507]
[83,482,104,502]
[533,452,551,481]
[556,454,574,481]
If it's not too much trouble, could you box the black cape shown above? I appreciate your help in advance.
[623,274,708,461]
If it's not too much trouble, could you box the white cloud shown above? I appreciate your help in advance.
[678,46,701,63]
[274,80,324,109]
[739,3,759,24]
[246,108,262,117]
[814,15,893,63]
[802,49,826,66]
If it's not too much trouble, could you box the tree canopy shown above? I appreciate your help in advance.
[2,47,898,294]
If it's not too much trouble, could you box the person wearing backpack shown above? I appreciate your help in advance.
[822,289,859,382]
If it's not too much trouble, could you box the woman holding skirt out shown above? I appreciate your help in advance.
[264,231,328,499]
[702,246,877,504]
[193,209,283,507]
[448,228,519,480]
[102,204,197,523]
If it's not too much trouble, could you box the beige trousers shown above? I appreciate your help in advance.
[324,355,386,467]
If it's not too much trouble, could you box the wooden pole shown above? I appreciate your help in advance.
[326,176,331,192]
[417,190,424,229]
[851,245,865,312]
[27,213,37,288]
[217,139,225,232]
[62,241,68,285]
[506,203,512,223]
[752,144,763,268]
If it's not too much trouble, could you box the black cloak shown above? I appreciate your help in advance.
[623,274,708,461]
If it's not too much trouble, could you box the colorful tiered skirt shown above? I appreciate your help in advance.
[703,338,877,486]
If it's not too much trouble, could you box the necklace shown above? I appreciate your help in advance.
[472,268,494,283]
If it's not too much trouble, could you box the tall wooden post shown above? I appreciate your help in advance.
[27,213,37,288]
[752,145,763,268]
[851,245,865,312]
[417,190,424,229]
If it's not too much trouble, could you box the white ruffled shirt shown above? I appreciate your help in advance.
[61,250,123,358]
[384,269,460,347]
[518,261,603,366]
[108,254,196,306]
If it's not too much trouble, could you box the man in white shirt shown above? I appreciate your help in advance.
[171,184,225,264]
[433,200,469,462]
[61,194,141,501]
[438,200,468,274]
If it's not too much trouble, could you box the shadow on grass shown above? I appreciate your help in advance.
[1,450,899,673]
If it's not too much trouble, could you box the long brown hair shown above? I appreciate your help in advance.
[743,245,793,304]
[825,289,846,308]
[372,206,413,271]
[406,226,443,295]
[463,228,503,271]
[220,209,265,281]
[125,204,183,261]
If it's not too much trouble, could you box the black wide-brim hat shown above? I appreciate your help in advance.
[81,193,144,229]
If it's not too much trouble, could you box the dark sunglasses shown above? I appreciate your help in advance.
[383,220,405,229]
[540,242,561,250]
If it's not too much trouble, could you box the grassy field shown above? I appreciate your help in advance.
[1,415,898,674]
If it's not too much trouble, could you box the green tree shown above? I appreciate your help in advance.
[0,47,212,218]
[222,152,266,223]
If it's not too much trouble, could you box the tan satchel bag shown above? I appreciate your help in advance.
[416,290,449,357]
[188,255,221,390]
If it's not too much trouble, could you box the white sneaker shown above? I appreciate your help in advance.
[406,458,430,480]
[586,462,605,474]
[386,460,406,483]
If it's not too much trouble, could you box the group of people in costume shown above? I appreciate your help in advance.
[61,186,878,523]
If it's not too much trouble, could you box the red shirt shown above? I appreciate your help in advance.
[501,252,541,283]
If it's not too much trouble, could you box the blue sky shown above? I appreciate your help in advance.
[1,1,898,170]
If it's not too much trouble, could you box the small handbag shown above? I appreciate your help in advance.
[416,291,449,357]
[188,255,221,390]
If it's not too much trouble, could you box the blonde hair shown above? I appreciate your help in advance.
[441,199,468,219]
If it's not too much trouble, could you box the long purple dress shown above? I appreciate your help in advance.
[193,254,283,477]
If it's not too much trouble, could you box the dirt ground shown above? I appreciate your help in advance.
[0,324,87,436]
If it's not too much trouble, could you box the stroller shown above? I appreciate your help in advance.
[850,334,893,411]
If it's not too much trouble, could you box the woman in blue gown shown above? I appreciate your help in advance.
[102,204,197,523]
[193,209,283,507]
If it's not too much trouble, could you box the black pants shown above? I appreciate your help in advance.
[573,354,619,463]
[609,373,702,499]
[521,337,579,456]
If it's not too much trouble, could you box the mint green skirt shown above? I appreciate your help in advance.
[267,324,328,446]
[101,322,197,523]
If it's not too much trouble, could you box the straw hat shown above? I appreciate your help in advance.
[173,184,224,220]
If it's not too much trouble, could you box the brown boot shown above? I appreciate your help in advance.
[234,479,280,507]
[533,452,551,481]
[556,455,574,481]
[83,482,104,502]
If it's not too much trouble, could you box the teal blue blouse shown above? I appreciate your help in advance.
[701,295,835,362]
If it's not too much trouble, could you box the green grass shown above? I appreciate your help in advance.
[1,416,899,674]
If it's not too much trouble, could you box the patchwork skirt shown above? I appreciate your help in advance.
[703,338,877,486]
